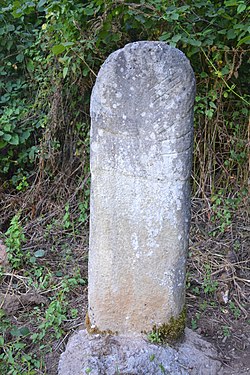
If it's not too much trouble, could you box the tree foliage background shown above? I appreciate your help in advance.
[1,0,249,196]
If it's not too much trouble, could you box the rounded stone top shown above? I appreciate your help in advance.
[92,41,194,86]
[107,41,191,70]
[90,41,195,142]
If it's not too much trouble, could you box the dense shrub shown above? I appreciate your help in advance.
[0,0,249,194]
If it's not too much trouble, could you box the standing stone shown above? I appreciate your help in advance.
[88,41,195,336]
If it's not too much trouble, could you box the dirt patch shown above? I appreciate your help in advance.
[186,199,250,374]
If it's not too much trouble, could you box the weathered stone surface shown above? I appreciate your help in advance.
[58,328,222,375]
[89,41,196,335]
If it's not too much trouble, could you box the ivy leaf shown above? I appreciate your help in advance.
[27,60,34,72]
[9,134,19,145]
[237,4,246,14]
[3,133,12,142]
[0,140,7,149]
[237,35,250,46]
[34,249,45,258]
[187,38,202,47]
[11,326,30,337]
[221,66,230,76]
[4,124,11,132]
[83,7,95,16]
[172,34,182,43]
[19,130,30,143]
[227,29,236,40]
[16,53,24,62]
[10,327,20,337]
[170,13,179,20]
[159,32,171,41]
[38,0,47,8]
[52,44,66,55]
[19,327,30,336]
[28,146,37,160]
[82,67,89,77]
[63,67,68,78]
[200,72,208,78]
[6,24,15,32]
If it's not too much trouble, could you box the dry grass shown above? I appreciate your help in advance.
[0,169,249,373]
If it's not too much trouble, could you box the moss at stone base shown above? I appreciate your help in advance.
[85,308,186,341]
[85,312,118,336]
[150,306,186,343]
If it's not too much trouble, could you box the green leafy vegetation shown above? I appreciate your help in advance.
[0,222,87,373]
[0,0,249,195]
[5,212,26,269]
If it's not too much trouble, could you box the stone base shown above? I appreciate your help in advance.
[58,328,223,375]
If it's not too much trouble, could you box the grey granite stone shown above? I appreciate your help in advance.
[88,41,196,335]
[58,328,222,375]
